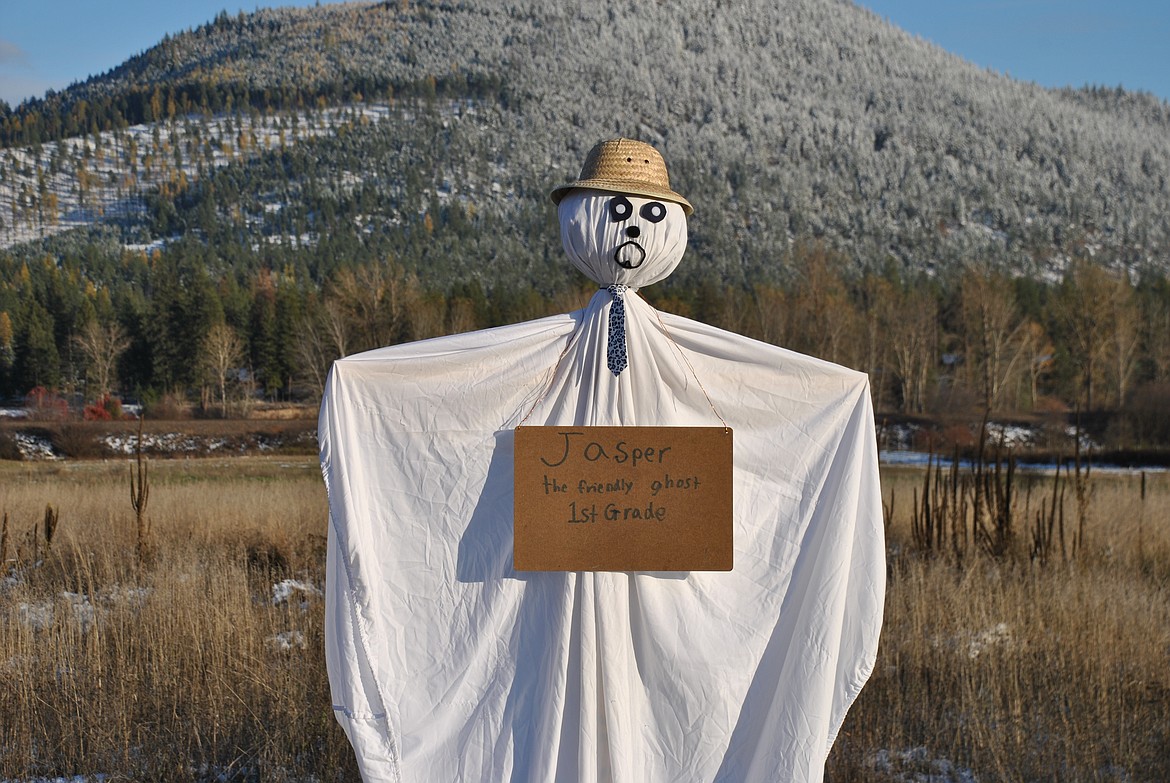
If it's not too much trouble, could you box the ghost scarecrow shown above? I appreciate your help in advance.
[320,139,885,782]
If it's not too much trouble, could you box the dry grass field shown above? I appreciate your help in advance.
[1,456,1168,781]
[0,457,356,781]
[830,465,1170,782]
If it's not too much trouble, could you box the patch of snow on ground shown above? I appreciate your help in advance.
[204,437,229,452]
[61,592,98,632]
[6,426,312,459]
[983,423,1035,449]
[101,585,151,608]
[123,238,170,255]
[272,579,321,607]
[867,747,978,783]
[880,422,921,451]
[267,630,307,651]
[102,431,207,454]
[1065,425,1099,451]
[963,622,1014,659]
[0,407,29,419]
[17,600,56,631]
[13,432,59,460]
[932,622,1016,660]
[16,587,151,632]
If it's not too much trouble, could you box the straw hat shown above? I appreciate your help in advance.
[550,138,693,216]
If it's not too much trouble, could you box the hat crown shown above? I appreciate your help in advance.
[578,139,672,193]
[550,137,693,215]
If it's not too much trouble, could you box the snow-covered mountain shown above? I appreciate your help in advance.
[2,0,1169,280]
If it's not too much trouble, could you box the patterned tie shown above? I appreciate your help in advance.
[606,284,628,376]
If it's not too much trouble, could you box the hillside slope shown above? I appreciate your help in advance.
[2,0,1169,282]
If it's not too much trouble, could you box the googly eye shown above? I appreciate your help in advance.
[608,196,633,222]
[640,201,667,223]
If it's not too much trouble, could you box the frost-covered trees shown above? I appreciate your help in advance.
[3,0,1169,277]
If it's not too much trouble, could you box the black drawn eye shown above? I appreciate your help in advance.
[608,196,633,222]
[640,201,667,223]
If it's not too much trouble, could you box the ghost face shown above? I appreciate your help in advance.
[607,194,669,269]
[558,189,688,288]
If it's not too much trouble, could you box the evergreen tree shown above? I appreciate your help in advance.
[16,301,61,391]
[274,272,304,397]
[249,269,280,396]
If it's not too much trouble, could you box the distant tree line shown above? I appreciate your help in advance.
[4,224,1170,445]
[0,233,577,413]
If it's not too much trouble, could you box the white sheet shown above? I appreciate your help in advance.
[320,288,885,782]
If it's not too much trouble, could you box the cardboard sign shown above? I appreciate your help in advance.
[513,426,733,571]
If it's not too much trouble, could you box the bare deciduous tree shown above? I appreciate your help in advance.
[293,307,339,399]
[446,297,478,336]
[1142,292,1170,384]
[786,242,856,365]
[883,284,937,414]
[73,319,130,400]
[1019,320,1054,411]
[1052,262,1127,410]
[1106,273,1141,406]
[854,275,895,412]
[406,292,447,341]
[327,261,420,353]
[959,268,1026,412]
[746,284,788,347]
[201,323,245,416]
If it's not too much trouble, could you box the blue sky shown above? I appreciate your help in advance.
[0,0,321,107]
[856,0,1170,99]
[1,0,1168,108]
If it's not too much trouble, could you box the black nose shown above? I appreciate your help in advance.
[626,226,641,239]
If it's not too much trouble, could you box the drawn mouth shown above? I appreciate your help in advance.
[613,241,646,269]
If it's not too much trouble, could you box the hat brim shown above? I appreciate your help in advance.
[550,179,694,216]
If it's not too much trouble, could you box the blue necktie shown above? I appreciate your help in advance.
[606,284,628,376]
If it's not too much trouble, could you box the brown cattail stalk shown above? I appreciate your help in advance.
[130,415,151,565]
[43,504,58,552]
[1,511,9,569]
